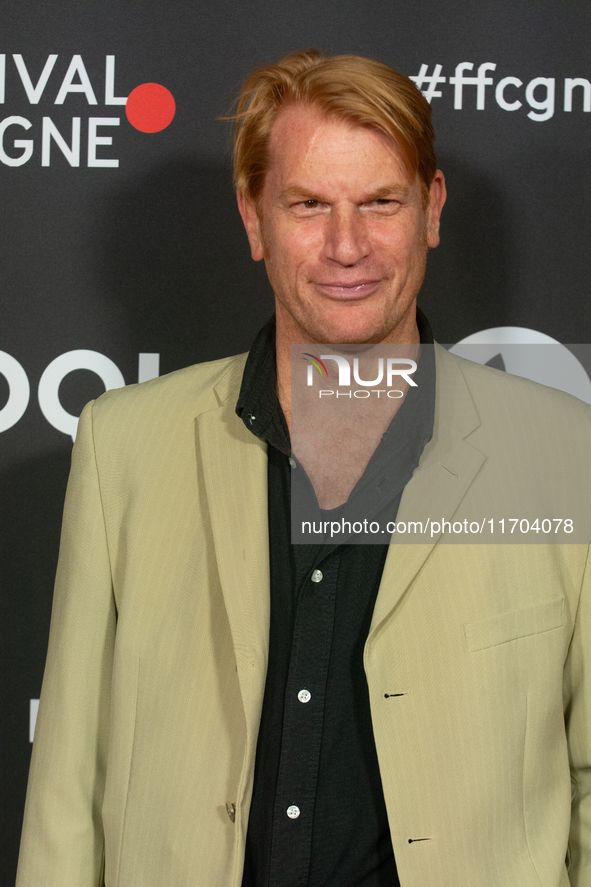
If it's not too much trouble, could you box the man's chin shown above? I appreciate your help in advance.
[296,315,407,346]
[276,296,417,346]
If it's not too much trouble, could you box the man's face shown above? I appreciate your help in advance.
[238,103,446,345]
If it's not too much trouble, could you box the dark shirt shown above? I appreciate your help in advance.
[237,312,435,887]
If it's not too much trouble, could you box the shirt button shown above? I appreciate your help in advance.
[287,805,301,819]
[289,457,296,469]
[311,569,323,583]
[298,689,311,703]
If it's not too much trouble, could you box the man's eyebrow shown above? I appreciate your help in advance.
[278,184,414,202]
[279,186,323,201]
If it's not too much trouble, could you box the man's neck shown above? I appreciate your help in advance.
[274,309,420,433]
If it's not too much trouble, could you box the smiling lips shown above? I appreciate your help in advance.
[314,280,381,299]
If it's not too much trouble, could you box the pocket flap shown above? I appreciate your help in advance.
[464,597,565,652]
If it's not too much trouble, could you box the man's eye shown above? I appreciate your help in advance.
[301,199,319,208]
[367,198,401,212]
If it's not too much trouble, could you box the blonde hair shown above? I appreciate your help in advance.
[230,49,437,206]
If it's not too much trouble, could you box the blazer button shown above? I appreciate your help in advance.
[226,802,236,823]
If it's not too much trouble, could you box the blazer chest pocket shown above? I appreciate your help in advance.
[464,597,565,652]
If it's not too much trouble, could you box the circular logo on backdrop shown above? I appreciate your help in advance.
[449,327,591,405]
[125,83,176,133]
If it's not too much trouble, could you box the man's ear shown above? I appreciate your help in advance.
[425,170,447,249]
[237,191,265,262]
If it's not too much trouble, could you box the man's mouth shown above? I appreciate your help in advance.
[314,280,381,299]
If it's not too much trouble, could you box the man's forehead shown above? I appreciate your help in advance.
[268,102,397,154]
[265,103,416,195]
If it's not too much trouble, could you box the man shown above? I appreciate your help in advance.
[16,50,591,887]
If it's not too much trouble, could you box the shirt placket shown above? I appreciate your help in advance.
[267,549,341,887]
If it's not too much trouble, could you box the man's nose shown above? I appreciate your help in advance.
[324,207,370,265]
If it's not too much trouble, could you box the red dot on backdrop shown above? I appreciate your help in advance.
[126,83,176,133]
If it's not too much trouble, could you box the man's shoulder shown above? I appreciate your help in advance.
[429,346,591,535]
[90,351,248,426]
[438,344,591,427]
[75,352,249,463]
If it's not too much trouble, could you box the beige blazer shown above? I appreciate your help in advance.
[16,346,591,887]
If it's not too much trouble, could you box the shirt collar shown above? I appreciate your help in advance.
[235,315,291,454]
[236,308,435,458]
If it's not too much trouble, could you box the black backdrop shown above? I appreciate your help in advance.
[2,1,590,882]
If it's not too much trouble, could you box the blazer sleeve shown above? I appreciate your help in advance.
[16,401,116,887]
[564,544,591,885]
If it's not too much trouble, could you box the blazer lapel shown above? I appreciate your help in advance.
[370,347,487,635]
[196,359,270,741]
